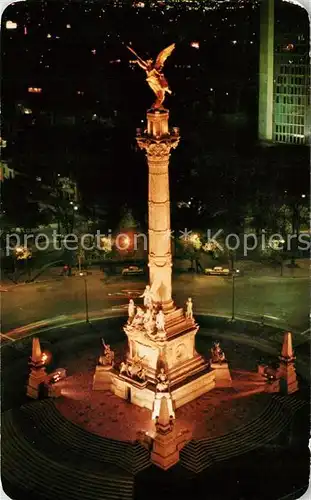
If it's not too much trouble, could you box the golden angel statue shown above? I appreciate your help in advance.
[127,43,175,109]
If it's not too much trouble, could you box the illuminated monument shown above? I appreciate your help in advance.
[94,44,219,412]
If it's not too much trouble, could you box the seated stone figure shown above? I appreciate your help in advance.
[156,368,169,392]
[211,341,226,364]
[99,339,115,366]
[119,361,129,376]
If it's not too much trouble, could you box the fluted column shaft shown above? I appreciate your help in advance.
[137,109,179,305]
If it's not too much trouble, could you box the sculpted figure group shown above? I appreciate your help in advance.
[119,356,147,382]
[127,285,166,337]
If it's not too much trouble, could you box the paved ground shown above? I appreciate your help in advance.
[1,271,309,334]
[55,338,270,441]
[1,314,309,500]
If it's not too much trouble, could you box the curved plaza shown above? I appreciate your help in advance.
[1,308,310,500]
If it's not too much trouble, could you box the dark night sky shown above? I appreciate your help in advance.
[1,0,309,227]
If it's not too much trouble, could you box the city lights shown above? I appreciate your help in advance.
[190,41,200,49]
[28,87,42,93]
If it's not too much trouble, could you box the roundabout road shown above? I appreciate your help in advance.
[1,273,309,334]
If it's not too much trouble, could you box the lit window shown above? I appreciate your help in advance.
[28,87,42,93]
[6,21,17,29]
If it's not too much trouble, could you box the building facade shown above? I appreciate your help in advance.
[273,33,310,145]
[258,0,310,145]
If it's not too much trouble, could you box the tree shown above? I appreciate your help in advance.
[176,232,203,271]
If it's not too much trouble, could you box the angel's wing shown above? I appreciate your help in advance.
[154,43,175,71]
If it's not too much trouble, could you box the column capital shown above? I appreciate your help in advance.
[136,136,179,158]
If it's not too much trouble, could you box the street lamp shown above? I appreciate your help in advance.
[80,272,89,323]
[231,272,236,322]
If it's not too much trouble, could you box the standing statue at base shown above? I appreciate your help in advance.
[185,297,193,319]
[128,299,136,323]
[127,44,175,109]
[132,306,145,327]
[140,285,153,308]
[143,308,156,335]
[211,341,225,364]
[155,309,166,332]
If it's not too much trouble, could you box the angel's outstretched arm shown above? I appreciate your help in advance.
[134,59,147,71]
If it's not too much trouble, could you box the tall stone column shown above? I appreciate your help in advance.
[137,109,179,310]
[258,0,274,142]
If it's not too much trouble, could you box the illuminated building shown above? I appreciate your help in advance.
[273,34,310,144]
[258,0,310,144]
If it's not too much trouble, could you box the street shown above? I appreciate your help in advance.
[1,273,309,334]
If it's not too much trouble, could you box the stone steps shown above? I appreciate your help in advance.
[18,400,150,475]
[180,395,302,473]
[169,355,209,387]
[2,409,134,500]
[180,398,280,472]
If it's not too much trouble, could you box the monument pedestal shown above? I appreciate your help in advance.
[111,309,215,410]
[210,362,232,388]
[93,364,113,391]
[27,369,47,399]
[48,384,62,398]
[264,379,280,393]
[150,397,191,470]
[152,392,175,420]
[278,362,299,394]
[277,332,299,394]
[150,430,190,470]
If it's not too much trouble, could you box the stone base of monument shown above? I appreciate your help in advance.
[111,368,216,411]
[152,392,175,420]
[210,362,232,388]
[47,384,62,398]
[150,427,192,471]
[111,374,155,409]
[93,364,113,391]
[278,363,299,394]
[264,379,280,393]
[171,369,215,409]
[26,369,47,399]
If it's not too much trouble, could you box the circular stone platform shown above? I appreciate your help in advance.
[55,341,273,441]
[1,317,309,500]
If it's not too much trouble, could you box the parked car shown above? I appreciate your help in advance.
[49,368,67,383]
[122,265,144,276]
[204,267,242,277]
[204,266,230,276]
